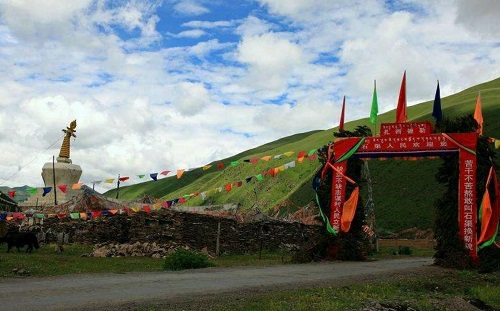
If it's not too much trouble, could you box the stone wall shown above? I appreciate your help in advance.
[6,209,327,254]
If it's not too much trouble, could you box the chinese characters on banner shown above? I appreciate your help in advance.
[460,150,477,258]
[380,121,433,136]
[330,162,346,232]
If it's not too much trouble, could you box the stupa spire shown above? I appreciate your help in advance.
[59,120,77,160]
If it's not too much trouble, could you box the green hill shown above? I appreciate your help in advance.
[105,77,500,233]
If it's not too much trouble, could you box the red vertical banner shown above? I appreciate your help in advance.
[330,162,347,232]
[459,149,477,259]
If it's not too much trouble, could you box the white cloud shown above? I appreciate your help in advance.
[172,0,209,16]
[174,29,206,38]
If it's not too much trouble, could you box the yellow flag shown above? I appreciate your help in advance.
[203,165,212,170]
[261,155,272,161]
[495,139,500,149]
[104,178,114,183]
[177,169,185,179]
[283,151,294,157]
[72,182,83,190]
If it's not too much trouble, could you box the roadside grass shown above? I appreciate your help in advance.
[0,243,432,277]
[206,268,500,311]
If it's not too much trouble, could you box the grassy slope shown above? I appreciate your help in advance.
[106,77,500,232]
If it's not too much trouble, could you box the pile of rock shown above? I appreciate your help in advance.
[88,242,176,258]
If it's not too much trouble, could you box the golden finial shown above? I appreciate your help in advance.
[59,120,77,159]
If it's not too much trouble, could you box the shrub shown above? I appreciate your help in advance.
[163,248,215,271]
[398,245,413,256]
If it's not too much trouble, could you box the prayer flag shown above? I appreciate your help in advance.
[339,95,346,131]
[179,197,186,203]
[261,156,272,161]
[432,80,442,123]
[477,166,499,249]
[396,71,407,123]
[255,174,263,181]
[307,149,316,156]
[137,174,145,179]
[217,163,225,169]
[160,170,170,176]
[150,173,158,181]
[8,190,15,198]
[203,165,212,170]
[42,187,52,196]
[177,169,185,179]
[283,151,294,157]
[70,213,80,220]
[370,80,378,125]
[58,185,67,193]
[297,150,306,163]
[225,183,232,191]
[143,205,152,213]
[72,183,83,190]
[236,181,243,187]
[245,177,253,183]
[495,139,500,149]
[27,187,37,195]
[474,93,483,135]
[104,178,114,183]
[340,186,360,232]
[231,161,239,167]
[250,158,260,164]
[119,176,129,182]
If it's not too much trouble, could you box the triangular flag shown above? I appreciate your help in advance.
[370,80,378,125]
[432,80,442,123]
[72,183,83,190]
[261,156,272,161]
[203,165,212,170]
[297,150,307,163]
[236,181,243,187]
[269,168,277,177]
[119,176,130,182]
[150,173,158,181]
[283,151,294,157]
[109,209,118,215]
[217,163,225,169]
[396,71,407,123]
[104,179,114,183]
[273,154,283,159]
[143,206,152,213]
[225,183,232,191]
[160,170,170,176]
[58,185,67,193]
[42,187,52,196]
[245,177,253,183]
[27,187,38,195]
[177,169,185,179]
[307,149,316,156]
[474,93,483,135]
[477,167,499,249]
[255,174,263,181]
[178,197,186,203]
[339,95,346,131]
[231,161,239,167]
[495,139,500,149]
[250,158,260,164]
[308,154,317,161]
[8,190,15,198]
[137,174,145,179]
[70,213,80,220]
[340,186,360,232]
[284,161,296,169]
[79,212,87,219]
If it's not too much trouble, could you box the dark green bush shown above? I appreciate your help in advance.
[398,245,413,256]
[163,248,215,271]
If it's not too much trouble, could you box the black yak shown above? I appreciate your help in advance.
[4,232,40,253]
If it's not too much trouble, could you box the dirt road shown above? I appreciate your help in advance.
[0,257,432,311]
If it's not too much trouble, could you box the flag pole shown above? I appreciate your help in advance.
[374,80,377,136]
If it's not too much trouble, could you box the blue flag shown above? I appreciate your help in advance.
[42,187,52,196]
[150,173,158,181]
[432,81,442,123]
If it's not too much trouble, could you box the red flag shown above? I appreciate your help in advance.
[217,163,225,169]
[477,166,499,247]
[396,71,407,123]
[8,190,15,198]
[160,170,170,176]
[474,93,483,135]
[339,95,346,131]
[58,185,67,193]
[119,176,129,182]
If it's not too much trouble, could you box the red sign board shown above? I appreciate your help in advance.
[380,121,433,136]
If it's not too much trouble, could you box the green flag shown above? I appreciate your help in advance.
[370,80,378,124]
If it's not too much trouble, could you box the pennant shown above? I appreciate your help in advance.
[72,183,83,190]
[308,154,318,161]
[177,169,185,179]
[58,185,67,193]
[179,197,186,203]
[273,154,283,159]
[250,158,260,164]
[91,211,102,218]
[162,201,171,209]
[119,176,130,182]
[160,170,170,176]
[217,163,225,169]
[201,192,207,200]
[396,71,407,123]
[231,161,239,167]
[57,213,67,219]
[0,213,7,221]
[245,177,253,183]
[284,161,296,169]
[70,213,80,220]
[340,186,360,232]
[307,149,316,156]
[261,156,272,161]
[203,165,212,170]
[495,139,500,149]
[474,93,483,135]
[277,165,285,172]
[79,212,87,219]
[109,209,118,215]
[8,190,15,198]
[339,95,346,131]
[150,173,158,181]
[432,80,442,123]
[143,205,152,213]
[269,168,277,177]
[225,183,232,191]
[27,187,38,195]
[101,210,110,216]
[104,179,114,183]
[283,151,294,157]
[370,80,378,125]
[297,150,307,163]
[477,166,499,249]
[137,174,145,179]
[255,174,263,181]
[235,181,243,187]
[42,187,52,196]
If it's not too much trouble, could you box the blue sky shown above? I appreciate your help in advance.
[0,0,499,192]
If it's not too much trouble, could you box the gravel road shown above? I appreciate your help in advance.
[0,257,433,311]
